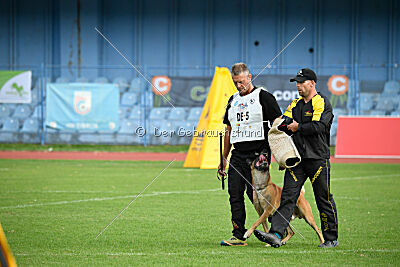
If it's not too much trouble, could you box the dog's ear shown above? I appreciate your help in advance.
[246,158,253,166]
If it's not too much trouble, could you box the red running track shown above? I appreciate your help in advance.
[0,150,399,164]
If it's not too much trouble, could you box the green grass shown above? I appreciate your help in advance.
[0,143,337,155]
[0,143,189,153]
[0,159,399,266]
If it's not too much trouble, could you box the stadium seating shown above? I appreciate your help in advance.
[119,107,131,119]
[359,93,377,114]
[370,110,387,116]
[149,107,170,120]
[121,92,138,106]
[129,77,145,92]
[31,105,45,119]
[174,120,197,145]
[0,118,20,142]
[150,120,174,145]
[12,105,32,121]
[20,118,39,133]
[30,89,40,107]
[113,77,129,93]
[168,107,186,121]
[94,77,109,84]
[0,105,12,118]
[187,107,202,121]
[375,96,395,113]
[20,118,40,143]
[128,106,144,120]
[116,119,142,144]
[382,80,400,95]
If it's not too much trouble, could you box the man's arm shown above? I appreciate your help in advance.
[218,125,232,174]
[288,97,333,135]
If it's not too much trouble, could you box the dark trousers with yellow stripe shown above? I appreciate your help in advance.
[270,158,338,241]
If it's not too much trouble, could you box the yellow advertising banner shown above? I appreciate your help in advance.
[184,67,236,169]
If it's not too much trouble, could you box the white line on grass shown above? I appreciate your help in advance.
[331,173,400,181]
[13,248,400,257]
[2,173,399,210]
[0,188,220,210]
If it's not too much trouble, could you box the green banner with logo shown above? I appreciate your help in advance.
[0,71,32,103]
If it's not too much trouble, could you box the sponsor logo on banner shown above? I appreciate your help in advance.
[74,91,92,115]
[328,75,348,95]
[152,76,171,95]
[0,71,32,103]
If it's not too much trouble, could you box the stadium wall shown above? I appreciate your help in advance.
[0,0,399,80]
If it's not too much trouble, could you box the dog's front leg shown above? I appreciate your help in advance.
[244,206,274,239]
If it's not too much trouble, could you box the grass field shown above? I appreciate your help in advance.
[0,159,399,266]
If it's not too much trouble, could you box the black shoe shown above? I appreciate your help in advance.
[254,230,282,248]
[318,240,339,248]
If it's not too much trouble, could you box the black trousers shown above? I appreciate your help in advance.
[270,158,338,241]
[227,150,260,239]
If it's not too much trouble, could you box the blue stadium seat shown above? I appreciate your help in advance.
[382,80,400,95]
[75,77,89,83]
[370,110,387,116]
[20,118,40,143]
[1,118,19,132]
[12,105,32,121]
[31,105,45,119]
[187,107,202,121]
[0,105,12,118]
[116,119,142,144]
[359,93,376,111]
[118,119,136,135]
[391,111,400,116]
[168,107,186,121]
[20,118,39,133]
[0,118,20,142]
[128,106,144,120]
[139,90,154,107]
[94,77,109,84]
[129,77,145,92]
[375,96,395,112]
[149,107,170,120]
[150,120,174,145]
[174,120,197,145]
[113,77,129,93]
[30,89,40,107]
[56,77,69,83]
[121,92,138,106]
[119,107,131,119]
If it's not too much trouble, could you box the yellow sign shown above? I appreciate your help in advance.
[184,67,237,169]
[0,223,17,266]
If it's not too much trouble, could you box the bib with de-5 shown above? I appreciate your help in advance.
[228,87,265,144]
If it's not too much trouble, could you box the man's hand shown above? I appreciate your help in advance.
[218,158,227,177]
[287,121,299,132]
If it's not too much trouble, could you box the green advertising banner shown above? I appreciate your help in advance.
[0,71,32,103]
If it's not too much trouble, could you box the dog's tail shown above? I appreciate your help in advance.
[301,186,305,194]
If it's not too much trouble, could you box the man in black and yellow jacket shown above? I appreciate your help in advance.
[254,68,339,248]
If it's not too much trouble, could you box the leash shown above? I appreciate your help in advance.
[217,133,227,190]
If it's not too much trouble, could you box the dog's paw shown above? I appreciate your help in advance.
[243,231,252,239]
[265,243,271,247]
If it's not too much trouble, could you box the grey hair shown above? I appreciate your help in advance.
[231,63,250,76]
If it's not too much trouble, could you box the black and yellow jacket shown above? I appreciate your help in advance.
[283,93,333,159]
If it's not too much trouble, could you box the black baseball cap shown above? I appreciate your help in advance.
[290,68,317,83]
